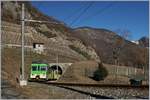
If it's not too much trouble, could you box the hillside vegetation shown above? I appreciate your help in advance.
[73,27,149,68]
[2,1,100,62]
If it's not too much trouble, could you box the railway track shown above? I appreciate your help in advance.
[29,80,149,88]
[28,81,149,99]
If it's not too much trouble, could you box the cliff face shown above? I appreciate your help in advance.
[2,1,100,62]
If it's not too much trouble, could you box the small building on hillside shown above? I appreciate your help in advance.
[33,43,44,54]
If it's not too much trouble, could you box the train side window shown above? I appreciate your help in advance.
[38,66,40,71]
[41,66,47,71]
[32,66,37,71]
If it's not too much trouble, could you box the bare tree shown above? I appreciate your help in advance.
[112,29,132,83]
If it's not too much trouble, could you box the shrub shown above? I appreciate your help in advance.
[93,63,108,81]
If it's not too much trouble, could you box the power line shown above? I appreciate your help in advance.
[75,3,114,26]
[69,2,94,27]
[63,5,85,22]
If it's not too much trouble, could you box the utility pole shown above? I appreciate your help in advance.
[56,54,59,76]
[20,3,27,86]
[21,3,25,80]
[19,3,61,86]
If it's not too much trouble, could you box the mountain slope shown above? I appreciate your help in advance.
[138,37,149,48]
[2,1,148,68]
[73,27,149,68]
[2,1,100,62]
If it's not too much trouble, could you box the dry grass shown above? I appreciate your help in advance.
[2,47,83,98]
[58,60,147,85]
[58,60,99,83]
[2,48,148,99]
[2,47,68,98]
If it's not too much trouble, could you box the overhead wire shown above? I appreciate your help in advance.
[63,4,85,22]
[69,2,94,27]
[74,2,114,26]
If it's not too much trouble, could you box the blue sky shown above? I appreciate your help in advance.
[31,1,149,41]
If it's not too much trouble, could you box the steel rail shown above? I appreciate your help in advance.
[30,81,149,88]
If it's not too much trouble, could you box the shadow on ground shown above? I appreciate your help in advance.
[134,96,149,99]
[1,79,28,99]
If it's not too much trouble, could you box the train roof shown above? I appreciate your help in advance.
[32,60,49,65]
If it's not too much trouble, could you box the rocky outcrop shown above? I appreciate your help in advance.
[71,40,100,62]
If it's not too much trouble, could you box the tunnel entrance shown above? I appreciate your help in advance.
[47,65,63,80]
[49,65,63,74]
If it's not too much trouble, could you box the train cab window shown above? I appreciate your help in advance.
[41,66,47,71]
[38,66,40,71]
[32,66,37,71]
